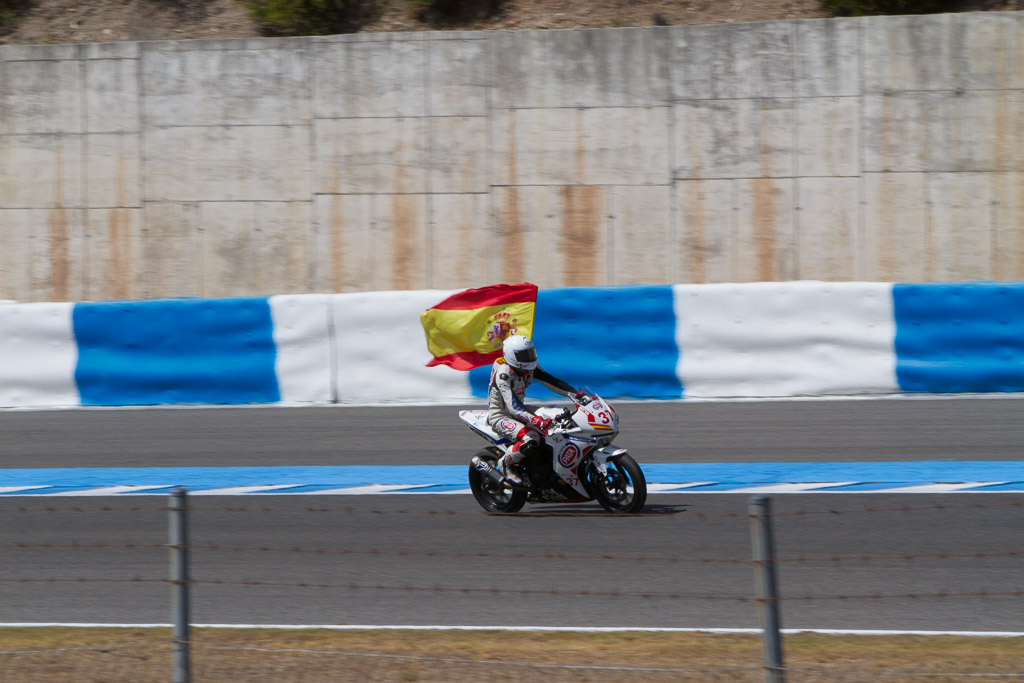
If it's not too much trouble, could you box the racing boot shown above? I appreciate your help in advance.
[498,438,535,488]
[497,452,525,487]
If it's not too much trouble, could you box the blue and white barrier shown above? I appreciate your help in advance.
[1,281,1023,408]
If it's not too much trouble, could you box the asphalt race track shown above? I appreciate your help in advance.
[2,398,1022,631]
[5,398,1024,468]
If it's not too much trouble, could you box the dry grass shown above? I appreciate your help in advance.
[1,628,1022,682]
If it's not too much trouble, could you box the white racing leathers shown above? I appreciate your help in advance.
[486,358,577,445]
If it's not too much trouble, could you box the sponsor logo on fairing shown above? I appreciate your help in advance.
[558,443,580,468]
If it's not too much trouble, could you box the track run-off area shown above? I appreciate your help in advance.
[1,397,1022,632]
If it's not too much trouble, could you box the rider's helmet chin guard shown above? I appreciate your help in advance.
[503,334,537,372]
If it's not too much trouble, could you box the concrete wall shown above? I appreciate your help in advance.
[1,13,1022,302]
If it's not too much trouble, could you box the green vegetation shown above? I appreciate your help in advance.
[243,0,505,35]
[243,0,384,35]
[0,0,29,28]
[820,0,951,16]
[409,0,505,26]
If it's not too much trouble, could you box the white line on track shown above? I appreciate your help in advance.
[284,484,444,495]
[715,482,861,494]
[2,624,1022,636]
[861,482,1011,493]
[188,485,307,496]
[647,482,717,492]
[40,485,173,497]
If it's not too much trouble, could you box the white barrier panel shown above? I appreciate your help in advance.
[674,282,898,398]
[269,295,334,404]
[0,302,79,407]
[331,290,472,404]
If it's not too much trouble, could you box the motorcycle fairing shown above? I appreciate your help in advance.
[548,433,593,499]
[458,409,513,445]
[528,437,589,502]
[593,445,629,464]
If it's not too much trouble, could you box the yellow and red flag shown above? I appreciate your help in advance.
[421,283,538,370]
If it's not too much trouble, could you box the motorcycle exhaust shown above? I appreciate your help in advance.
[471,456,508,486]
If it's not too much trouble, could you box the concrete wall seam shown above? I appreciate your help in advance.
[1,13,1023,301]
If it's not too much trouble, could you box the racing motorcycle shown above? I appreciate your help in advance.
[461,392,647,514]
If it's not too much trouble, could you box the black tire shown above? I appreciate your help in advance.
[590,454,647,514]
[468,447,527,513]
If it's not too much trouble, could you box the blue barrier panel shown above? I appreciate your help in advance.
[894,282,1024,393]
[73,297,280,405]
[470,285,682,399]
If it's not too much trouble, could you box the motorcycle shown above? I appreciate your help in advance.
[460,392,647,514]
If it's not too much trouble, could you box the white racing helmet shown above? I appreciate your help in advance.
[502,334,537,371]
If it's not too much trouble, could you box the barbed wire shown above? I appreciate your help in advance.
[786,667,1024,678]
[148,546,1024,566]
[183,579,753,600]
[0,542,166,551]
[701,500,1024,520]
[769,590,1024,602]
[773,550,1024,565]
[0,576,748,600]
[3,541,1020,568]
[0,643,161,656]
[0,577,165,585]
[181,581,1024,603]
[188,500,1023,518]
[196,643,761,674]
[184,505,664,517]
[2,499,1020,518]
[0,505,166,513]
[2,576,1017,603]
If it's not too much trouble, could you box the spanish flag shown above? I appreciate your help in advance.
[421,283,538,370]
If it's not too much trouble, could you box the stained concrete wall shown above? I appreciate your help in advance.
[1,13,1022,302]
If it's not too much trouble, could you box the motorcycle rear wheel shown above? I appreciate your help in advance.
[468,447,527,513]
[591,454,647,514]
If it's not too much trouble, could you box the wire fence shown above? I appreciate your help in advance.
[1,492,1021,682]
[5,499,1021,515]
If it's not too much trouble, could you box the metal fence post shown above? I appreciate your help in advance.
[169,488,191,683]
[750,495,785,683]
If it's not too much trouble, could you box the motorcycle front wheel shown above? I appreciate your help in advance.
[590,454,647,514]
[468,447,527,513]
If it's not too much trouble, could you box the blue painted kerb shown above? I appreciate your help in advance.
[3,462,1023,490]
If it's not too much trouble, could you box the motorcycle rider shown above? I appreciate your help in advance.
[489,335,585,486]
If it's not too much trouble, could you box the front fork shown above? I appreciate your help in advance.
[586,446,628,494]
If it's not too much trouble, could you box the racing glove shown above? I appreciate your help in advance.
[530,415,553,432]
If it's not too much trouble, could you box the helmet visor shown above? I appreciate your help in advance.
[512,347,537,365]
